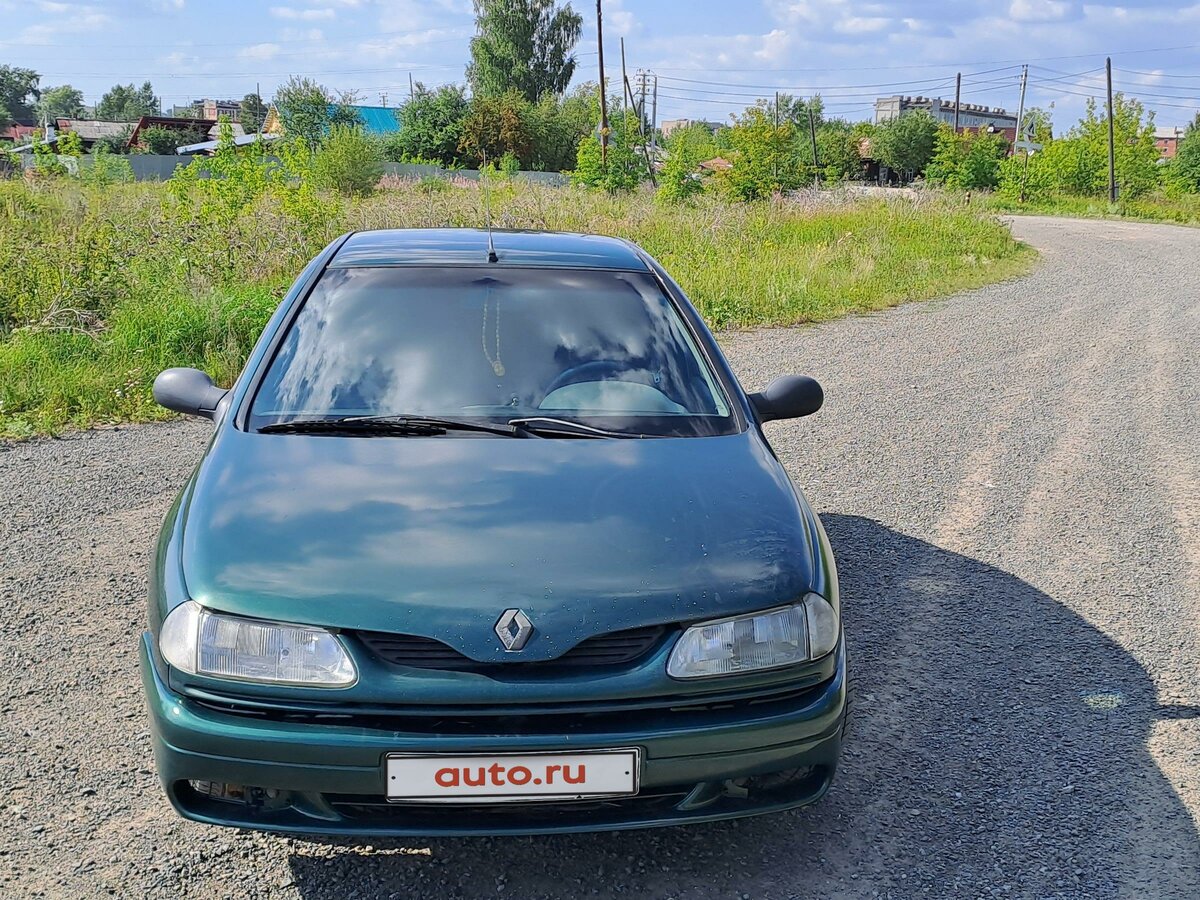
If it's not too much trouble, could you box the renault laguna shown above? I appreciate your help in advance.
[140,228,846,835]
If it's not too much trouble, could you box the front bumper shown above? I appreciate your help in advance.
[139,633,846,836]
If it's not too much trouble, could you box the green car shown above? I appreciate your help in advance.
[140,228,846,835]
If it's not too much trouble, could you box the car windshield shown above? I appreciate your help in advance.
[248,266,736,437]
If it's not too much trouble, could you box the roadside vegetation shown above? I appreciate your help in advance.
[923,98,1200,227]
[0,0,1042,439]
[0,155,1032,438]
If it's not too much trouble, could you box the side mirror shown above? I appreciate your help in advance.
[750,375,823,423]
[153,368,228,421]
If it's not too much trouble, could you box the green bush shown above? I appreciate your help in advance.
[139,125,205,155]
[79,147,134,187]
[926,126,1007,191]
[997,95,1161,201]
[572,108,646,192]
[873,110,939,181]
[711,104,799,200]
[656,125,709,203]
[1167,114,1200,194]
[311,125,384,197]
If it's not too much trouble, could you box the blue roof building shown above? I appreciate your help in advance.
[263,104,402,138]
[339,105,402,136]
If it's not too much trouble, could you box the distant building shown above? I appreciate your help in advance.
[0,121,37,145]
[127,116,246,152]
[1154,126,1186,159]
[262,104,402,137]
[56,119,130,150]
[660,118,722,139]
[172,99,243,122]
[875,95,1018,132]
[698,157,732,173]
[176,132,280,156]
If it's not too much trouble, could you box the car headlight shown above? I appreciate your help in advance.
[667,593,839,679]
[158,600,357,687]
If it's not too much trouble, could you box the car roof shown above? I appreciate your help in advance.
[329,228,650,271]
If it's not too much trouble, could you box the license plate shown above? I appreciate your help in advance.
[385,749,641,803]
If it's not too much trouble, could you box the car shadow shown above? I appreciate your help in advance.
[285,515,1200,898]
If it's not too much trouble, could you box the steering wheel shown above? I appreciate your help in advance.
[541,360,662,399]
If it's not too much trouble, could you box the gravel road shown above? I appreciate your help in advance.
[2,216,1199,899]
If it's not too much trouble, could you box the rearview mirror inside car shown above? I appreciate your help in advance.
[153,368,229,421]
[750,375,824,422]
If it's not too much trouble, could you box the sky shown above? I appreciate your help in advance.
[1,0,1198,130]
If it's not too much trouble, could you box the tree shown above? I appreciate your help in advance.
[36,84,84,123]
[386,83,470,165]
[815,119,869,181]
[273,76,360,148]
[1073,94,1159,198]
[773,93,824,129]
[572,103,646,191]
[458,89,534,168]
[873,110,938,180]
[1170,114,1200,194]
[0,65,40,123]
[139,124,207,155]
[467,0,583,101]
[96,82,159,121]
[240,92,267,133]
[657,123,713,202]
[713,103,800,200]
[925,125,1007,190]
[93,125,134,155]
[524,82,593,171]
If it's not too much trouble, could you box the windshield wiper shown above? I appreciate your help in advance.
[507,416,644,439]
[259,415,534,437]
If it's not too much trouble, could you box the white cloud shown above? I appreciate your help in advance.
[605,0,639,36]
[754,29,793,62]
[20,2,109,42]
[1009,0,1073,22]
[835,16,891,34]
[270,5,336,20]
[239,42,283,61]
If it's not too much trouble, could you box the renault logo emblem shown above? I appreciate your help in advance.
[495,609,533,651]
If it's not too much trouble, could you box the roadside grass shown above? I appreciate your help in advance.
[980,191,1200,227]
[0,179,1034,438]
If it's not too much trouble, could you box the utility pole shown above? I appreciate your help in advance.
[953,72,961,132]
[1106,56,1117,203]
[596,0,608,165]
[773,91,780,183]
[256,82,263,136]
[380,91,388,108]
[1014,64,1028,150]
[650,73,658,158]
[808,104,820,184]
[620,37,630,117]
[408,73,414,101]
[627,64,656,186]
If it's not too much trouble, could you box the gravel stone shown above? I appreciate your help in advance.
[1,216,1198,899]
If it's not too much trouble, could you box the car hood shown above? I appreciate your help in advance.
[179,428,824,663]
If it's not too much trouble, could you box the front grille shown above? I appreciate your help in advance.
[355,624,669,672]
[326,786,691,820]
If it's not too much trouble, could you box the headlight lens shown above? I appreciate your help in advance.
[667,593,839,679]
[159,600,357,687]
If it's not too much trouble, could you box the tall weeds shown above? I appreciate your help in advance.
[0,176,1032,437]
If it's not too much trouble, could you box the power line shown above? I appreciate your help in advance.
[656,68,1019,93]
[651,42,1200,75]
